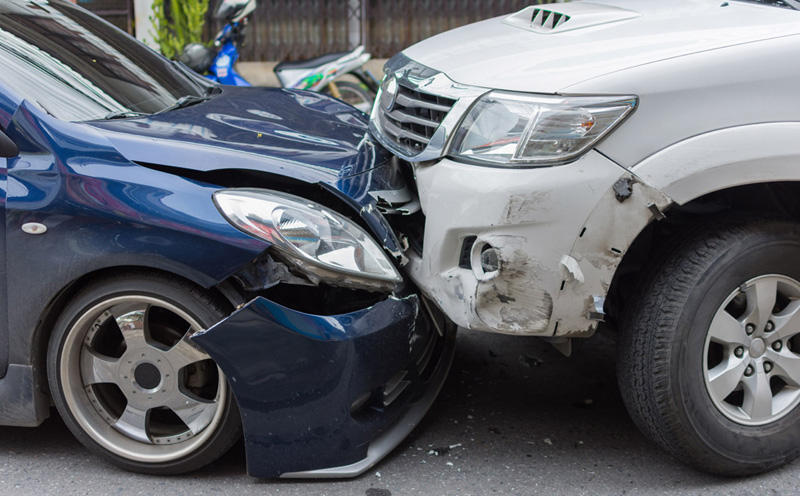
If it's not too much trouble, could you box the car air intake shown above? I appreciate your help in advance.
[531,8,571,30]
[504,4,641,34]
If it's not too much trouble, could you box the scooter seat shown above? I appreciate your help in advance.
[274,51,352,72]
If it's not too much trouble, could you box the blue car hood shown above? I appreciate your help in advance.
[87,86,386,182]
[85,86,408,255]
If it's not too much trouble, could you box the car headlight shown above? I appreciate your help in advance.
[450,91,637,166]
[213,189,401,290]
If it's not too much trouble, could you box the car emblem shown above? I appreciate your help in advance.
[383,76,399,113]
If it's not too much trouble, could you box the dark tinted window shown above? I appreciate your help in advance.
[0,0,203,122]
[733,0,799,9]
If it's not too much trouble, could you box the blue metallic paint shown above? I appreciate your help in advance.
[87,87,407,253]
[88,87,380,179]
[192,294,455,477]
[4,101,268,366]
[0,44,443,473]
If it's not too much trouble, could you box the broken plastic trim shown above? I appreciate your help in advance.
[191,293,456,478]
[233,249,399,293]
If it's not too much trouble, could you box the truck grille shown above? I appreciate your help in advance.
[377,81,456,157]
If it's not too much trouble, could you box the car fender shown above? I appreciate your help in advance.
[4,102,269,367]
[631,123,800,205]
[557,173,671,338]
[557,122,800,338]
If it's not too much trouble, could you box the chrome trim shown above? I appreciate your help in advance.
[369,55,488,163]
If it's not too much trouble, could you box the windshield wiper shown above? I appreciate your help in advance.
[171,60,222,96]
[103,110,150,120]
[155,94,211,115]
[784,0,800,9]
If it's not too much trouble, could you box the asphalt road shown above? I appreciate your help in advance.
[1,329,798,496]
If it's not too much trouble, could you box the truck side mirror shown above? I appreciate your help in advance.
[0,129,18,158]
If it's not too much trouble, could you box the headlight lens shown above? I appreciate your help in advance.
[214,189,401,287]
[450,91,637,166]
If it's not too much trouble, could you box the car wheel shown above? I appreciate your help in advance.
[618,215,800,475]
[47,273,241,475]
[327,81,374,113]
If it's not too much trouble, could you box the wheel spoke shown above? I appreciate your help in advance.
[769,350,800,387]
[708,357,748,401]
[708,311,747,346]
[165,332,209,371]
[769,299,800,344]
[165,390,217,435]
[113,404,151,443]
[109,302,150,349]
[80,348,119,385]
[742,369,774,420]
[745,278,778,332]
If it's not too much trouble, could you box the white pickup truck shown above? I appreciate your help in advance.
[369,0,800,476]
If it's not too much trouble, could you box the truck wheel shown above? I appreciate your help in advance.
[47,272,241,474]
[618,216,800,475]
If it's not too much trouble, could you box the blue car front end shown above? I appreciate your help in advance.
[0,0,453,478]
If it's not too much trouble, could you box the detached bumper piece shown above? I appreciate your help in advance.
[191,293,455,478]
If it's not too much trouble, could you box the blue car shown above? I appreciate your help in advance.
[0,0,453,478]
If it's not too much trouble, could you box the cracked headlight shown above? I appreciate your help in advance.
[214,189,401,289]
[450,91,637,166]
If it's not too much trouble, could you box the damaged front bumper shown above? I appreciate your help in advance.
[191,291,455,478]
[407,151,671,338]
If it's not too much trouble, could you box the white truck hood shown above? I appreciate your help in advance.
[401,0,800,93]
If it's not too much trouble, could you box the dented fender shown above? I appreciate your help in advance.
[406,151,675,338]
[554,175,672,337]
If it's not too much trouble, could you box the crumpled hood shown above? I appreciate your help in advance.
[88,86,388,182]
[84,86,409,255]
[401,0,800,93]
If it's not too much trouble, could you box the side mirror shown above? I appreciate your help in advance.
[0,129,18,158]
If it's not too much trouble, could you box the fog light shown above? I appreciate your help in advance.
[480,244,500,273]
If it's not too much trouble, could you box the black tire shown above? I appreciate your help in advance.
[47,272,241,475]
[618,215,800,476]
[327,81,374,113]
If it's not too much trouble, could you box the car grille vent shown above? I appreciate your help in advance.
[383,370,411,407]
[378,82,456,156]
[531,8,571,30]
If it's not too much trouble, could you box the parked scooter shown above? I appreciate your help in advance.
[179,0,379,112]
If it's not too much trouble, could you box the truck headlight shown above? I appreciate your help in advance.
[450,91,637,166]
[214,189,401,289]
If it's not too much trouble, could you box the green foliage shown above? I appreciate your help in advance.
[150,0,210,59]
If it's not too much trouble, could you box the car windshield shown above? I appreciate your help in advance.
[0,0,206,122]
[733,0,800,9]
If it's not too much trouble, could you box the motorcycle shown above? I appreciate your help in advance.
[179,0,379,112]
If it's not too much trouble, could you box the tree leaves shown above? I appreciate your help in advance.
[150,0,209,59]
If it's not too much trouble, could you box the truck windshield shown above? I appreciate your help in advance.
[0,0,206,122]
[733,0,800,9]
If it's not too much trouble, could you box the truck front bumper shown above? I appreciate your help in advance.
[407,151,670,338]
[191,291,455,478]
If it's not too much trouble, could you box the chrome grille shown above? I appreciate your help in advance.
[378,82,456,157]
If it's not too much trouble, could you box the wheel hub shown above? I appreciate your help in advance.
[133,362,161,390]
[119,347,177,406]
[749,338,767,358]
